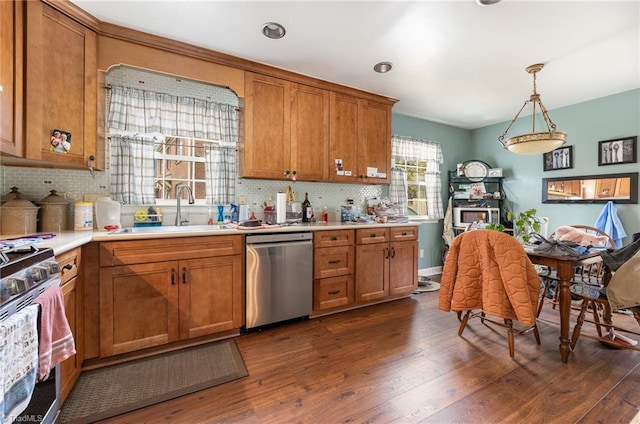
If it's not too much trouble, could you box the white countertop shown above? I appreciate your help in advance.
[31,221,421,255]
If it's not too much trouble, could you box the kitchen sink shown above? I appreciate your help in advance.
[108,224,231,234]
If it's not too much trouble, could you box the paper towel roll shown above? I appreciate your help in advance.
[276,192,286,224]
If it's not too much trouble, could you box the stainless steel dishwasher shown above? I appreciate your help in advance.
[245,232,313,330]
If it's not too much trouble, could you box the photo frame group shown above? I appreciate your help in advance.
[598,136,637,166]
[543,145,573,171]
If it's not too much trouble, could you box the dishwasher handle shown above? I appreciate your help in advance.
[246,240,312,250]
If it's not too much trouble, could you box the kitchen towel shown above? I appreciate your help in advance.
[1,305,39,423]
[276,192,286,224]
[594,201,627,247]
[34,285,76,381]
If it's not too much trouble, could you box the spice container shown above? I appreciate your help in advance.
[74,202,94,231]
[38,190,70,233]
[1,194,39,235]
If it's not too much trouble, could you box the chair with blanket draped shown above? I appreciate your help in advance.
[536,225,616,318]
[439,230,541,358]
[570,239,640,350]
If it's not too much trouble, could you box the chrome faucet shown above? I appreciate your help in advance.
[175,184,195,226]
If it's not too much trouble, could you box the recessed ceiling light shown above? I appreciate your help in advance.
[476,0,501,5]
[374,62,393,73]
[262,22,286,39]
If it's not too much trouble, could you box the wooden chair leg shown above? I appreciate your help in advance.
[458,311,470,336]
[571,300,589,349]
[506,319,515,358]
[592,302,603,337]
[536,279,550,318]
[533,324,541,345]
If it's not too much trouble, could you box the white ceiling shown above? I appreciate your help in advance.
[71,0,640,130]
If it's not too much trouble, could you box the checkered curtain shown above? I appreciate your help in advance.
[204,142,236,205]
[109,134,156,204]
[391,135,444,219]
[107,85,239,204]
[389,168,408,215]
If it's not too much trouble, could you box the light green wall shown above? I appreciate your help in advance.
[393,88,640,269]
[391,114,471,269]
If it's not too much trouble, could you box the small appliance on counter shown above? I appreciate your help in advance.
[96,197,122,230]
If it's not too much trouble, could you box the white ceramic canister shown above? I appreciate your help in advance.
[38,190,70,233]
[1,194,39,235]
[74,202,94,231]
[95,197,121,230]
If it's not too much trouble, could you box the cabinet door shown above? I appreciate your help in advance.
[24,1,97,167]
[329,92,360,182]
[0,0,23,156]
[60,278,81,403]
[359,100,391,183]
[100,262,179,357]
[178,255,243,339]
[243,72,291,179]
[291,83,329,181]
[355,243,389,302]
[389,240,418,295]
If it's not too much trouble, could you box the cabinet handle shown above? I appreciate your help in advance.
[182,267,187,284]
[385,247,390,259]
[328,259,340,264]
[171,268,176,285]
[371,233,376,238]
[63,264,74,271]
[391,247,396,258]
[331,236,338,241]
[328,290,340,295]
[284,169,290,178]
[402,232,407,236]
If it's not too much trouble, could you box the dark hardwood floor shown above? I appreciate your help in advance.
[100,281,640,424]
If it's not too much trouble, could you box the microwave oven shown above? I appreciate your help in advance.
[453,207,500,228]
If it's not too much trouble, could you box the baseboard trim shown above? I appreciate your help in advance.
[419,266,442,277]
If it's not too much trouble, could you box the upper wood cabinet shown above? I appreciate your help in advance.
[329,93,391,184]
[242,72,329,181]
[23,1,97,168]
[0,1,24,157]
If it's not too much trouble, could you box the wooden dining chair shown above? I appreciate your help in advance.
[536,225,616,318]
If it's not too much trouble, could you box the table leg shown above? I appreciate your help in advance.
[557,262,573,362]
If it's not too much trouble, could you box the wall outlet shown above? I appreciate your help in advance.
[419,249,425,258]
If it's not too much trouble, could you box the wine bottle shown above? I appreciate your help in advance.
[302,192,312,223]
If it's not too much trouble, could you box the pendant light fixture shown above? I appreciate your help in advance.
[498,63,567,155]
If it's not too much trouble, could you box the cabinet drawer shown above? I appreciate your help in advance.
[314,275,354,311]
[355,228,389,245]
[390,226,418,242]
[56,248,80,285]
[314,229,354,248]
[100,235,243,266]
[314,246,354,279]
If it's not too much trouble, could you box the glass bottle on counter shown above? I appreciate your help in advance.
[302,192,313,223]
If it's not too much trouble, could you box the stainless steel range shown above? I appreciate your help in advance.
[1,245,62,424]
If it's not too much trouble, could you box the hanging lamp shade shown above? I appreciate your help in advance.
[498,64,567,155]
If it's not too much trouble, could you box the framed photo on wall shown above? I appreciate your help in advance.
[543,145,573,171]
[598,136,637,166]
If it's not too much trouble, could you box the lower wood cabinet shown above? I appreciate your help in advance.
[313,226,418,314]
[57,247,82,404]
[98,236,243,357]
[355,227,418,303]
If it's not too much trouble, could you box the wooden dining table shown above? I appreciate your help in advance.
[525,248,604,362]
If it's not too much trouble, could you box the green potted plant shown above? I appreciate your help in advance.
[514,208,542,243]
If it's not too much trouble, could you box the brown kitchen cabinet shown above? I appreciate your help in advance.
[242,72,329,181]
[329,92,392,184]
[313,230,355,312]
[98,236,243,357]
[22,1,98,169]
[0,0,23,157]
[57,247,83,404]
[355,226,418,303]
